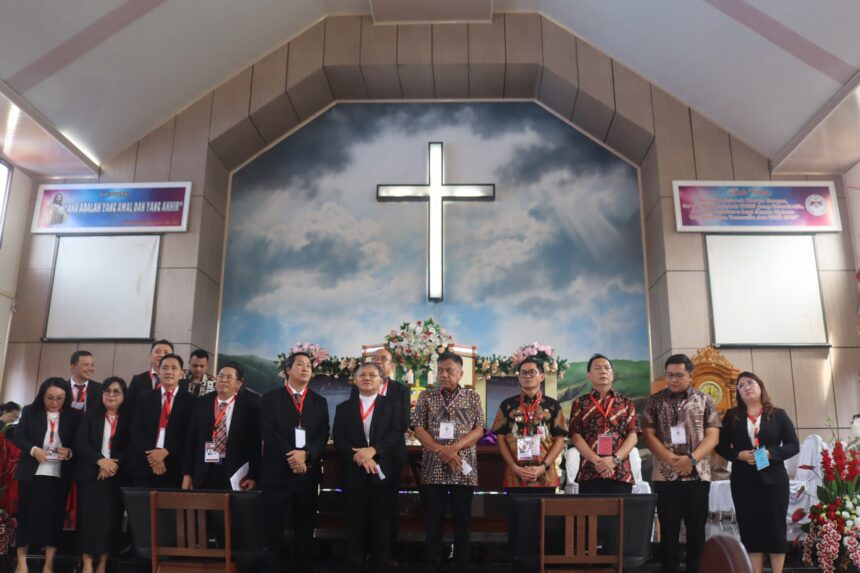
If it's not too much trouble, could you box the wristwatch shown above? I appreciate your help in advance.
[688,454,698,469]
[542,462,551,471]
[612,455,623,465]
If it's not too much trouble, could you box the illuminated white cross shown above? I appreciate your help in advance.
[377,142,495,302]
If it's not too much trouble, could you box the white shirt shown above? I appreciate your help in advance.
[35,411,62,478]
[214,395,236,437]
[156,385,178,449]
[102,414,118,458]
[358,393,378,443]
[70,378,90,411]
[746,414,761,447]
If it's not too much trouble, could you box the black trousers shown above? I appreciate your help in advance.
[262,482,319,573]
[578,479,633,495]
[344,486,396,573]
[423,485,474,573]
[654,480,710,573]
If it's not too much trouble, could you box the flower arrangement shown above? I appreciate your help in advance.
[475,342,569,380]
[385,318,453,382]
[796,441,860,572]
[275,342,330,378]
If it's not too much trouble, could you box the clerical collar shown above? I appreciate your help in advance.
[359,393,378,405]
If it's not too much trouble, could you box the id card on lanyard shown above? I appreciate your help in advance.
[590,394,616,455]
[748,413,770,470]
[439,389,459,441]
[290,388,308,448]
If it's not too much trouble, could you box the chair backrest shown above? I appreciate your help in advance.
[150,491,232,572]
[794,434,823,483]
[628,448,643,484]
[539,497,623,573]
[699,534,753,573]
[565,447,581,483]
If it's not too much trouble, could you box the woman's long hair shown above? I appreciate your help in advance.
[732,371,775,421]
[31,377,72,412]
[94,376,128,416]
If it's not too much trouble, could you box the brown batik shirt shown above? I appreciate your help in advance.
[492,392,567,488]
[568,388,640,484]
[641,385,721,482]
[411,386,485,487]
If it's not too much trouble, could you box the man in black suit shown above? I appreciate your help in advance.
[129,353,195,488]
[182,362,260,491]
[334,362,404,573]
[127,339,174,409]
[260,351,329,573]
[68,350,102,413]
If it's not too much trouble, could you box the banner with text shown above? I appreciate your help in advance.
[32,182,191,234]
[673,181,840,233]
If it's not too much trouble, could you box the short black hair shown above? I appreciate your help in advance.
[150,339,174,352]
[159,353,184,369]
[0,401,21,414]
[219,362,245,380]
[518,356,544,374]
[587,353,612,372]
[357,362,384,377]
[436,351,463,367]
[665,353,694,374]
[190,348,209,361]
[285,352,313,370]
[70,350,93,365]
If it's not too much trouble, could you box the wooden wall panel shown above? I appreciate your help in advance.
[9,270,50,343]
[690,111,732,179]
[197,199,225,284]
[2,343,41,402]
[504,13,542,98]
[648,274,670,359]
[651,87,695,200]
[720,348,752,372]
[210,67,264,169]
[468,15,505,98]
[135,119,175,181]
[153,268,196,343]
[661,198,705,271]
[191,271,220,353]
[433,24,468,99]
[113,343,150,379]
[170,94,213,194]
[730,136,770,180]
[537,17,576,118]
[815,195,854,271]
[606,62,653,164]
[37,343,77,383]
[324,16,367,100]
[251,46,300,144]
[19,233,55,271]
[397,24,434,98]
[820,271,860,348]
[750,348,797,422]
[287,22,334,119]
[360,17,400,99]
[644,197,666,288]
[790,348,836,428]
[830,348,860,427]
[99,144,137,183]
[84,342,117,377]
[160,196,202,269]
[640,142,661,217]
[666,271,711,350]
[204,148,229,217]
[571,40,614,140]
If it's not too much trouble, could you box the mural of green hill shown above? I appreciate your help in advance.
[557,359,651,415]
[218,353,282,394]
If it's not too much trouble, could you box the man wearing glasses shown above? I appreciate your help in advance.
[492,356,567,493]
[569,354,640,494]
[642,354,721,573]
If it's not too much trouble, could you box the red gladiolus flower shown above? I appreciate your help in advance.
[833,441,847,478]
[822,449,836,482]
[792,509,806,523]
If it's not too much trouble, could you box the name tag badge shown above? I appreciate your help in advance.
[461,458,473,475]
[536,425,546,439]
[517,438,534,461]
[596,434,614,456]
[754,447,770,471]
[44,447,60,461]
[670,424,687,445]
[294,427,306,449]
[204,442,220,463]
[71,402,85,411]
[439,422,455,440]
[531,435,541,456]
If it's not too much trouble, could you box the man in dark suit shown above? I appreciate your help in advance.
[182,362,260,491]
[334,362,404,573]
[68,350,102,413]
[127,339,174,409]
[260,351,329,573]
[129,353,195,488]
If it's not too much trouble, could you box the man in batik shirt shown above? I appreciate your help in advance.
[492,357,566,493]
[569,353,640,494]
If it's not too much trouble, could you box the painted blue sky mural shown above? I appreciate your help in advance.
[220,102,648,368]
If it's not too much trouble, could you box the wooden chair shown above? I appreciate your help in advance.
[699,534,753,573]
[150,491,234,573]
[539,497,623,572]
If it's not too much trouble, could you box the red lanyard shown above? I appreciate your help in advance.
[381,379,389,396]
[289,386,308,425]
[158,390,173,429]
[520,392,542,434]
[211,397,235,439]
[150,370,160,390]
[105,414,118,450]
[75,385,87,403]
[590,394,616,432]
[48,418,57,445]
[360,396,376,421]
[747,413,761,448]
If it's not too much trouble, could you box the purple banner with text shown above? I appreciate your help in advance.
[32,182,191,234]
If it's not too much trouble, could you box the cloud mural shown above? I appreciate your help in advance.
[219,102,650,402]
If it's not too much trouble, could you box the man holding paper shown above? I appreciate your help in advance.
[181,362,259,491]
[411,351,485,573]
[333,362,404,573]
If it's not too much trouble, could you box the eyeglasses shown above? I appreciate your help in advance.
[737,380,757,390]
[518,369,541,378]
[102,389,123,396]
[665,373,689,381]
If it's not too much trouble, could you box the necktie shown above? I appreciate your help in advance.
[158,390,173,430]
[152,373,161,390]
[213,401,228,455]
[75,384,86,403]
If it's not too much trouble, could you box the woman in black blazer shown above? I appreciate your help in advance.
[13,378,80,573]
[716,371,799,573]
[75,376,131,573]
